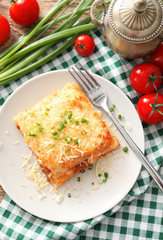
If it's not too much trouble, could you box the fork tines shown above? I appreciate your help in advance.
[68,63,100,95]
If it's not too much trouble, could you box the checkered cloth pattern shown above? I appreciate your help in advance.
[0,29,163,240]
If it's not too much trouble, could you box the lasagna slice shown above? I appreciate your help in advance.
[14,82,119,188]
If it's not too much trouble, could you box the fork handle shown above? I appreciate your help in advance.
[104,106,163,192]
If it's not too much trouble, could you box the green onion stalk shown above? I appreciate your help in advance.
[0,23,95,70]
[0,0,111,86]
[0,0,94,68]
[0,5,92,60]
[0,0,92,61]
[0,0,91,74]
[0,0,72,63]
[0,37,76,85]
[0,22,95,85]
[0,0,94,75]
[0,12,85,75]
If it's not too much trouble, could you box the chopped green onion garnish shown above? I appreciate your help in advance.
[70,117,75,122]
[104,172,108,179]
[81,118,89,124]
[57,121,65,132]
[92,182,94,185]
[88,163,93,170]
[39,127,44,132]
[98,179,103,184]
[35,123,41,126]
[68,111,73,119]
[26,132,38,137]
[64,119,67,125]
[68,193,71,198]
[63,134,68,139]
[118,114,123,120]
[123,146,128,152]
[53,135,58,140]
[60,111,68,117]
[98,173,102,177]
[80,169,85,173]
[103,178,107,183]
[110,107,114,112]
[52,131,58,135]
[59,121,65,128]
[76,120,79,125]
[77,177,81,182]
[66,137,72,144]
[51,143,55,147]
[81,130,87,135]
[74,139,79,145]
[110,104,116,112]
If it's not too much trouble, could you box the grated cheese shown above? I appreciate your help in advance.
[125,122,132,131]
[93,186,100,190]
[14,82,120,189]
[16,81,127,201]
[14,141,20,145]
[85,192,90,195]
[28,194,33,199]
[111,167,119,173]
[25,158,49,192]
[21,148,122,203]
[39,194,47,200]
[55,193,64,203]
[21,184,26,188]
[66,184,74,192]
[21,151,33,169]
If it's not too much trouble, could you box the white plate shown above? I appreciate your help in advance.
[0,70,144,222]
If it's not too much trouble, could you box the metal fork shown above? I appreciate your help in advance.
[68,63,163,192]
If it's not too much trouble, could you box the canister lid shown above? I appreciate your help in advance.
[108,0,163,43]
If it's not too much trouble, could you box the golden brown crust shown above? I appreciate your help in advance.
[14,83,119,188]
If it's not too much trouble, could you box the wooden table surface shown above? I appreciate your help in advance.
[0,0,84,203]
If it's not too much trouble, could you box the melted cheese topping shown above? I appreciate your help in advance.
[14,83,119,188]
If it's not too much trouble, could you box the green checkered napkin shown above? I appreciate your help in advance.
[0,29,163,239]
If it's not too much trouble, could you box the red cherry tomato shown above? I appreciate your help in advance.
[130,63,162,94]
[74,35,95,56]
[9,0,40,26]
[0,15,10,45]
[137,93,163,124]
[150,42,163,73]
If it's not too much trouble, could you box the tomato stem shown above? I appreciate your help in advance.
[75,42,89,52]
[149,93,163,117]
[149,76,163,80]
[10,0,16,4]
[155,104,163,108]
[146,68,163,91]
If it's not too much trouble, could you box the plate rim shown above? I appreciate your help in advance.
[0,69,144,222]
